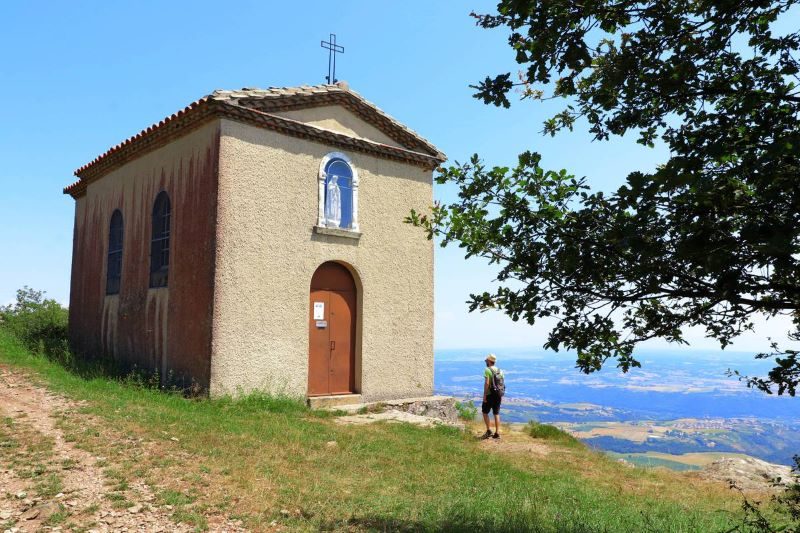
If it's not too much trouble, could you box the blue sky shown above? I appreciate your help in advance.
[0,1,791,352]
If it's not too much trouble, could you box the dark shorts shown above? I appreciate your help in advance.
[482,394,501,415]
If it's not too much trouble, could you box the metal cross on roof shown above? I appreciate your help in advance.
[321,33,344,84]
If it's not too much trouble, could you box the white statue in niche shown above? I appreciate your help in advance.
[325,174,341,227]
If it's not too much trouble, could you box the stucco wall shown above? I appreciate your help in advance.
[211,118,434,401]
[68,121,220,389]
[273,106,405,149]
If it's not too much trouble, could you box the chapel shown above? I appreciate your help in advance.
[64,82,445,403]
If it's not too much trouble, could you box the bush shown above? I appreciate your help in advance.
[455,400,478,421]
[526,421,583,447]
[0,287,70,363]
[781,457,800,522]
[734,455,800,532]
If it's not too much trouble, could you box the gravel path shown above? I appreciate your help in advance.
[0,366,246,532]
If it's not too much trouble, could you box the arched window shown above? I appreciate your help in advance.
[318,152,359,231]
[149,191,171,288]
[106,210,123,295]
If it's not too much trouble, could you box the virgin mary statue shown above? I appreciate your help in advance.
[325,174,342,227]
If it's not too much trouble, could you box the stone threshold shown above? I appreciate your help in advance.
[307,394,362,409]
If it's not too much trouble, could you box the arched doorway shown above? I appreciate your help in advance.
[308,262,357,396]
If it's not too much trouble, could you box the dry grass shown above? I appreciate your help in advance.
[471,421,741,512]
[0,331,752,532]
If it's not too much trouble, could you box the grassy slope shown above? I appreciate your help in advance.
[0,330,744,532]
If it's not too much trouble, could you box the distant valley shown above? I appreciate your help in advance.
[435,348,800,466]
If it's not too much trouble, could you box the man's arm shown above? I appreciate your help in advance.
[483,375,490,401]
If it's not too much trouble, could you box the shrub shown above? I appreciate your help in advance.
[0,287,70,364]
[734,455,800,532]
[526,421,582,447]
[454,400,478,421]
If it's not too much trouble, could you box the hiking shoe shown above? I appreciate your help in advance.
[492,433,501,439]
[480,430,493,440]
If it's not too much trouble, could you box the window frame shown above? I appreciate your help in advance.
[318,152,359,232]
[149,191,171,288]
[106,209,124,295]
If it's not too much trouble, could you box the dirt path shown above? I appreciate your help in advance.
[0,366,246,532]
[478,434,552,456]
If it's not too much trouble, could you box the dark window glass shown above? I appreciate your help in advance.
[106,210,124,295]
[149,191,171,288]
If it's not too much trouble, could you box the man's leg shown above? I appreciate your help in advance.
[492,396,502,438]
[479,399,493,438]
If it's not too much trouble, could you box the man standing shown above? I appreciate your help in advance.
[481,353,504,439]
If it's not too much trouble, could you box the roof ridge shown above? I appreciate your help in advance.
[209,82,343,100]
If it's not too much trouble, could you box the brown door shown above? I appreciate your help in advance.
[308,289,331,396]
[308,262,356,396]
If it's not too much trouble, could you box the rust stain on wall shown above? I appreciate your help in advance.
[68,123,220,390]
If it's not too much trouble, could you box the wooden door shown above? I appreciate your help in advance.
[307,289,331,396]
[308,263,356,396]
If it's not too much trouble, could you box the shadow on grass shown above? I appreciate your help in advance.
[320,515,601,532]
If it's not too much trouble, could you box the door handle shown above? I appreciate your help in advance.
[330,341,335,351]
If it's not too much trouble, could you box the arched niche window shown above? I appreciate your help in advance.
[318,152,359,231]
[149,191,171,288]
[106,210,123,295]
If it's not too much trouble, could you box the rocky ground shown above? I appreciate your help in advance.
[334,409,461,427]
[0,367,246,532]
[699,456,795,492]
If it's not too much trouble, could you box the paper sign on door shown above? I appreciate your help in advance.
[313,302,325,320]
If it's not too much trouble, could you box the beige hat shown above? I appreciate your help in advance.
[485,353,497,363]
